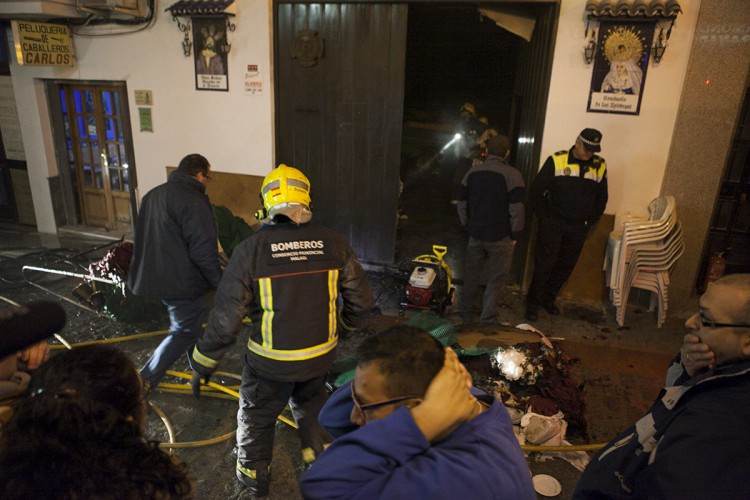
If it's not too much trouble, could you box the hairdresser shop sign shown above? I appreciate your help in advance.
[11,21,75,67]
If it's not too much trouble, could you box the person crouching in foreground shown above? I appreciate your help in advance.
[300,325,534,499]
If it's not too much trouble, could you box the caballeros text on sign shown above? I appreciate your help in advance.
[11,21,75,67]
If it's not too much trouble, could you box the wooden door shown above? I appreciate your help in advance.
[275,3,407,264]
[60,84,133,231]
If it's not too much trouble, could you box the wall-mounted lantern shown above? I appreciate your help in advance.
[584,0,681,65]
[166,0,237,58]
[651,25,669,64]
[584,31,597,64]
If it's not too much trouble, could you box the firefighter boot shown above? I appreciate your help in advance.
[236,463,270,497]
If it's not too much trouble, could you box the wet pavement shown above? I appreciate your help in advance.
[0,225,688,499]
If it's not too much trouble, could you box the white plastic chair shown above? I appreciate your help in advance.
[615,221,684,327]
[607,196,676,294]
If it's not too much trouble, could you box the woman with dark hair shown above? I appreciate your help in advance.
[0,344,193,499]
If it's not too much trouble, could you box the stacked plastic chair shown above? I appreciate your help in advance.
[605,196,683,328]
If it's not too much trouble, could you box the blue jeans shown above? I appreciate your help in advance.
[461,237,515,323]
[139,295,207,385]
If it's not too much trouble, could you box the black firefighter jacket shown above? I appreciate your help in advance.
[193,222,373,382]
[128,170,221,300]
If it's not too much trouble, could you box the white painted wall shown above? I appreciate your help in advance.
[541,0,701,218]
[8,0,702,232]
[7,2,275,232]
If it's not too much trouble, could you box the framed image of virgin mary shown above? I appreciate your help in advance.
[587,20,655,115]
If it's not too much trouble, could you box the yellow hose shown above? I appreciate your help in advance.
[0,304,608,452]
[159,430,237,449]
[149,401,176,450]
[521,443,605,452]
[166,371,299,430]
[158,387,238,401]
[43,323,298,448]
[49,329,169,349]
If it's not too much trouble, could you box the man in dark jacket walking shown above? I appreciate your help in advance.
[128,154,221,387]
[189,164,373,496]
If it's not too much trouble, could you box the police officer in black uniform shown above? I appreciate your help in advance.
[526,128,608,321]
[189,164,373,496]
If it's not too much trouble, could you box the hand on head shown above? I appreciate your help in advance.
[411,348,477,443]
[680,333,714,377]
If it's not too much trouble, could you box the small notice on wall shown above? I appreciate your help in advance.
[11,20,74,67]
[244,65,263,95]
[139,108,153,132]
[134,90,153,106]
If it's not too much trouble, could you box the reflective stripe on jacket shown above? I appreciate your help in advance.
[196,222,373,382]
[529,149,608,225]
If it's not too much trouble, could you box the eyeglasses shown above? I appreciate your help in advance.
[204,174,212,182]
[350,383,418,423]
[699,310,750,329]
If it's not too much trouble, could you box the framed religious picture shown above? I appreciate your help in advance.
[587,20,655,115]
[193,17,229,91]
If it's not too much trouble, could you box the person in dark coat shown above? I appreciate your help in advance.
[457,134,525,324]
[189,164,373,497]
[526,128,608,321]
[128,153,221,387]
[574,273,750,499]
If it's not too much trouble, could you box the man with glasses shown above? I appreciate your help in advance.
[300,325,535,499]
[574,273,750,499]
[129,153,221,388]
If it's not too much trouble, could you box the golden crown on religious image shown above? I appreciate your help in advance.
[603,26,644,63]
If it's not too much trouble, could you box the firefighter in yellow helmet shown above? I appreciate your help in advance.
[190,164,373,496]
[256,163,313,225]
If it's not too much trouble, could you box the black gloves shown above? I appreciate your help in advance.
[190,370,212,398]
[188,346,216,398]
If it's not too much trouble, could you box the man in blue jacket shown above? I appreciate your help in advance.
[128,154,221,387]
[299,325,535,500]
[574,273,750,499]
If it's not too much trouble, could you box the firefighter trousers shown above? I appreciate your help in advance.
[236,361,332,473]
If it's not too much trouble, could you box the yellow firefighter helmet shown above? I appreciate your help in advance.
[258,164,312,224]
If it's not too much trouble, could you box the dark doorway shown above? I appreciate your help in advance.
[274,2,558,272]
[403,4,522,133]
[396,3,544,283]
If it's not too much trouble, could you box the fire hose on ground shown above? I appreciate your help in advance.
[1,293,606,453]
